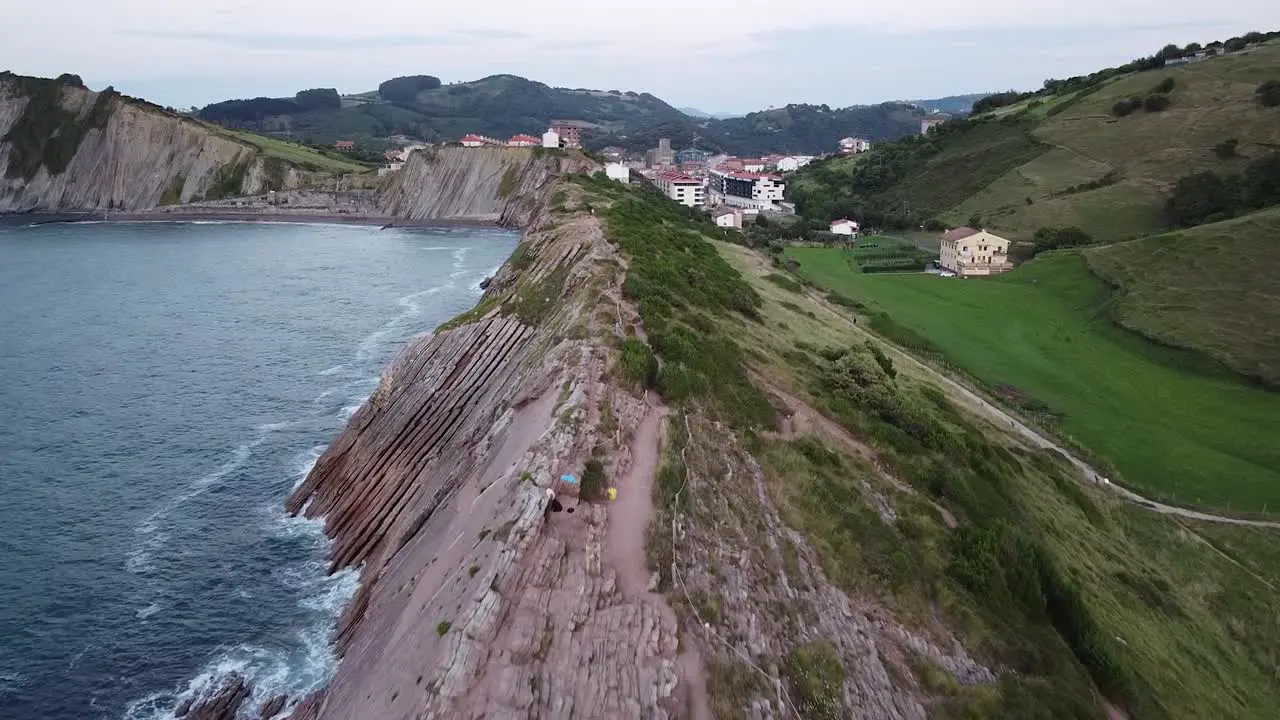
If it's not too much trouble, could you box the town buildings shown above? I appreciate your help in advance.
[741,158,767,172]
[938,227,1013,277]
[605,163,631,184]
[645,138,675,168]
[675,148,709,165]
[542,130,560,148]
[712,207,742,229]
[600,146,628,161]
[549,122,584,149]
[921,116,948,135]
[654,170,706,207]
[776,156,815,172]
[335,140,355,151]
[838,137,871,154]
[708,168,785,211]
[507,134,539,147]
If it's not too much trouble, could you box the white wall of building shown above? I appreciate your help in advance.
[542,130,560,148]
[605,163,630,184]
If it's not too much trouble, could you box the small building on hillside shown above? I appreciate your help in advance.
[335,140,356,151]
[605,162,631,184]
[776,155,815,172]
[938,226,1013,277]
[838,137,870,155]
[829,218,860,236]
[712,207,742,229]
[542,130,561,148]
[655,170,705,207]
[461,134,486,148]
[508,134,540,147]
[601,146,628,161]
[921,116,948,135]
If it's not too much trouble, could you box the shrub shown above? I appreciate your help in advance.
[1257,80,1280,107]
[1152,77,1176,94]
[435,621,451,636]
[1143,94,1171,112]
[764,273,803,293]
[1213,138,1239,159]
[783,641,846,720]
[619,338,658,388]
[580,459,607,501]
[1111,98,1142,117]
[1166,171,1234,226]
[1031,226,1093,254]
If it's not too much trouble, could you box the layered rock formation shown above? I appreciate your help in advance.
[377,146,594,226]
[0,74,318,212]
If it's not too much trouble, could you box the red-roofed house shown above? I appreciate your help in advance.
[838,137,870,154]
[654,170,705,207]
[508,134,539,147]
[460,134,486,147]
[335,140,355,151]
[938,226,1013,277]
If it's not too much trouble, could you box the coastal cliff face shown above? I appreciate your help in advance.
[0,74,315,212]
[378,146,594,226]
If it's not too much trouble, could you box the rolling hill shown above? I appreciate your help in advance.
[789,37,1280,242]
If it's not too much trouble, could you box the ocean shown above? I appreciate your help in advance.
[0,219,517,719]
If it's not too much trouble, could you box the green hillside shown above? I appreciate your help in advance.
[790,39,1280,242]
[1085,207,1280,386]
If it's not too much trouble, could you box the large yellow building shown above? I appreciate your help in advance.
[938,227,1014,277]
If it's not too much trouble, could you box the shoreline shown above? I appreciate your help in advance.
[1,210,505,230]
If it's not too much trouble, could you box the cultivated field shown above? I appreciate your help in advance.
[783,246,1280,513]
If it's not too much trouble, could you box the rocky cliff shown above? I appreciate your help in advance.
[377,146,594,226]
[0,73,319,212]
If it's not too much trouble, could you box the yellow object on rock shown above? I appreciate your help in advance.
[607,487,618,501]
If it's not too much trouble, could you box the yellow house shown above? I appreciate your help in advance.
[938,227,1014,277]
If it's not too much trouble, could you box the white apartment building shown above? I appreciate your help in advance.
[605,162,631,184]
[655,171,706,207]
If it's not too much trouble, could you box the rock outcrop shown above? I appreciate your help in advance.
[0,74,319,212]
[377,146,594,226]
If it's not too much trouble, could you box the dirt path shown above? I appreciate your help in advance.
[805,291,1280,529]
[606,400,713,720]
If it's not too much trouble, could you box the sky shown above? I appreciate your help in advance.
[2,1,1275,113]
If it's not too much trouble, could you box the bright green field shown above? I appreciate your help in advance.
[219,128,373,174]
[786,246,1280,513]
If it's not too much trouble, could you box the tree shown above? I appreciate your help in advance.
[1213,138,1239,159]
[1184,42,1202,54]
[294,88,340,111]
[1031,226,1093,254]
[1241,152,1280,208]
[1225,37,1247,52]
[1166,171,1234,226]
[377,75,442,104]
[1157,44,1183,60]
[1112,97,1143,117]
[1256,80,1280,108]
[1143,94,1171,112]
[1152,77,1176,94]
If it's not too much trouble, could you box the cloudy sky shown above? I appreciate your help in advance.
[3,1,1274,113]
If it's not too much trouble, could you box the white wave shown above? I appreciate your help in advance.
[317,364,346,376]
[257,421,292,432]
[0,670,27,697]
[339,404,362,419]
[136,603,162,620]
[419,246,454,250]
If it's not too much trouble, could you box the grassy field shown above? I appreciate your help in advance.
[1085,207,1280,387]
[218,128,374,174]
[713,240,1280,718]
[783,246,1280,513]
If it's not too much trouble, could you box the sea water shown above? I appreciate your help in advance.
[0,219,516,719]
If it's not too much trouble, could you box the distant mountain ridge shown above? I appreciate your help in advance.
[906,93,991,115]
[197,75,932,155]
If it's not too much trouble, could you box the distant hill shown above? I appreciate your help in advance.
[677,107,739,120]
[789,36,1280,241]
[907,93,991,115]
[198,76,928,155]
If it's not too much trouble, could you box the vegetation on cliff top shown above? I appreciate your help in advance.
[1,72,117,181]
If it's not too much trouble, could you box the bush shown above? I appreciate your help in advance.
[764,273,803,293]
[1166,171,1234,226]
[1031,226,1093,254]
[783,641,846,720]
[1257,80,1280,108]
[377,75,442,104]
[1143,94,1171,112]
[580,459,607,501]
[1152,77,1176,94]
[1213,138,1240,159]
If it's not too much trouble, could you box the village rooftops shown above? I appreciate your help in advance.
[941,226,981,241]
[508,134,540,144]
[713,168,783,181]
[655,170,701,184]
